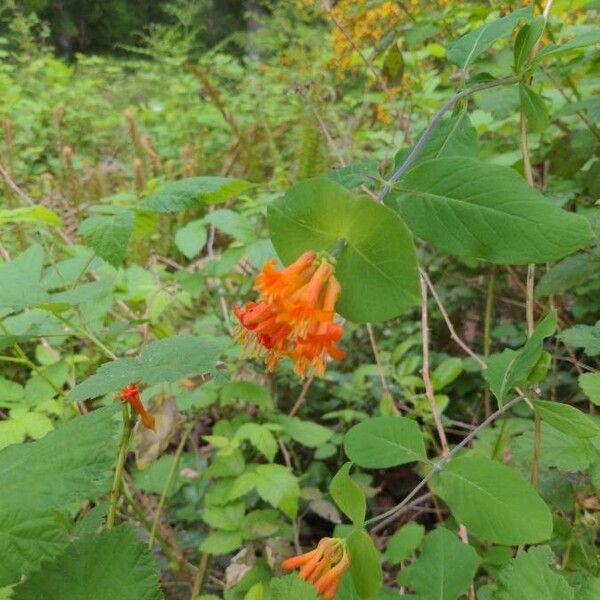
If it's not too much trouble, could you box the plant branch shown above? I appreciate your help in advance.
[367,323,400,414]
[107,404,133,529]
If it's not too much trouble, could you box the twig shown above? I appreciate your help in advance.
[370,493,432,534]
[289,375,315,416]
[191,553,211,599]
[366,323,400,414]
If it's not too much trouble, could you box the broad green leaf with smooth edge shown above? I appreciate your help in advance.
[447,6,532,68]
[12,525,164,600]
[270,575,319,600]
[268,178,420,322]
[519,84,549,132]
[532,30,600,64]
[484,311,557,404]
[0,406,120,585]
[533,399,600,438]
[394,113,478,168]
[344,416,426,468]
[579,373,600,406]
[559,323,600,356]
[513,17,545,73]
[385,522,424,565]
[175,219,207,259]
[535,253,600,298]
[201,531,243,555]
[388,158,592,264]
[407,528,479,600]
[330,463,366,526]
[496,546,574,600]
[220,381,272,410]
[0,206,62,227]
[141,176,254,212]
[431,454,553,545]
[347,527,383,600]
[78,211,134,267]
[276,415,332,448]
[69,336,226,401]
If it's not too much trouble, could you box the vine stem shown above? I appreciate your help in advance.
[148,423,193,548]
[366,395,524,530]
[106,404,133,529]
[367,323,401,415]
[378,76,519,200]
[483,267,496,417]
[191,553,211,599]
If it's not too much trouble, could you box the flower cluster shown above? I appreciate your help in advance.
[282,537,350,599]
[119,384,156,431]
[234,251,345,378]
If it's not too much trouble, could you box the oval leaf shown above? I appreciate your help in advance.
[268,178,420,322]
[533,399,600,438]
[330,462,366,527]
[388,158,592,264]
[344,416,426,468]
[347,527,382,600]
[431,454,553,545]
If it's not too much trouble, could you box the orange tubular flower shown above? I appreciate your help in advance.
[119,384,156,431]
[282,537,350,600]
[234,251,346,377]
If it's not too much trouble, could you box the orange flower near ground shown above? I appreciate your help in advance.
[234,251,346,377]
[282,537,350,600]
[119,384,156,431]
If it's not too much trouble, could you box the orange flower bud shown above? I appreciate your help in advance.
[119,384,156,431]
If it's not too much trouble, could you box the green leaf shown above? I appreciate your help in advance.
[0,206,62,227]
[559,323,600,356]
[235,423,278,462]
[484,311,557,404]
[326,160,380,189]
[388,158,592,264]
[532,30,600,64]
[385,522,424,565]
[268,178,420,322]
[270,575,319,600]
[533,399,600,438]
[344,416,426,468]
[69,336,226,401]
[431,454,553,545]
[12,525,163,600]
[205,209,255,243]
[220,381,273,410]
[141,177,254,212]
[0,247,48,313]
[496,546,574,600]
[447,6,532,69]
[382,42,404,86]
[519,84,549,132]
[394,114,478,168]
[0,406,120,585]
[432,358,464,389]
[78,211,134,268]
[579,373,600,406]
[535,253,600,298]
[513,17,545,73]
[201,530,243,555]
[175,219,207,259]
[330,463,366,526]
[276,415,332,448]
[406,528,479,600]
[347,527,382,600]
[254,464,299,518]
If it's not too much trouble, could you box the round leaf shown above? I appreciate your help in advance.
[268,178,420,322]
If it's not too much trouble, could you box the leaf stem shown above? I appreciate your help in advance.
[107,403,133,529]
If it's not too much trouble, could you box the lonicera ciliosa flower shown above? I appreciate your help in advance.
[119,383,156,431]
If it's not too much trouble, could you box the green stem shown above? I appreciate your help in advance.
[148,423,193,548]
[191,553,211,599]
[107,404,133,529]
[483,267,496,418]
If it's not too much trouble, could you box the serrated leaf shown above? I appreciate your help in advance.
[388,158,592,264]
[235,423,278,462]
[344,416,426,468]
[535,253,600,298]
[330,463,366,526]
[69,336,226,401]
[347,527,382,600]
[270,574,319,600]
[205,209,255,243]
[220,381,273,410]
[533,399,600,438]
[141,177,254,212]
[559,323,600,356]
[447,6,532,69]
[78,211,134,268]
[431,454,553,545]
[12,525,164,600]
[406,528,479,600]
[276,415,332,448]
[200,530,242,555]
[579,373,600,406]
[326,160,380,189]
[268,178,420,322]
[0,206,62,227]
[202,501,245,532]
